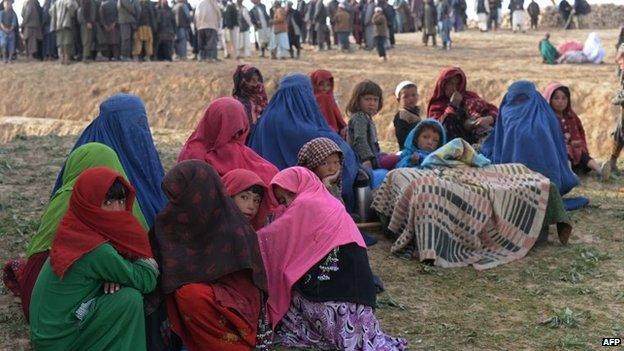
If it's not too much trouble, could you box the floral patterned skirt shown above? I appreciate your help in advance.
[274,292,408,351]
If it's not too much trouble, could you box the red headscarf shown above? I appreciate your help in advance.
[177,97,278,188]
[543,83,588,166]
[232,65,269,125]
[50,167,152,279]
[427,66,498,123]
[221,169,269,230]
[310,70,347,133]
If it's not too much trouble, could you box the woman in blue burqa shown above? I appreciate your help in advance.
[248,73,359,210]
[50,94,167,227]
[480,80,579,195]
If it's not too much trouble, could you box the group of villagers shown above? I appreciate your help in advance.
[2,57,622,350]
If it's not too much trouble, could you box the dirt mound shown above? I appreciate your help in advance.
[540,4,624,30]
[0,29,621,157]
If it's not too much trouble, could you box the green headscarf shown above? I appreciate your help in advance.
[26,143,149,257]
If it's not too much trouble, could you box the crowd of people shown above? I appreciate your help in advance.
[2,43,623,348]
[0,0,592,64]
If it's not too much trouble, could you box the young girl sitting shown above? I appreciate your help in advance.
[397,119,447,168]
[153,161,269,351]
[393,81,422,150]
[222,168,269,229]
[310,69,348,138]
[257,167,407,350]
[297,137,344,201]
[30,167,157,350]
[544,83,610,181]
[347,80,399,171]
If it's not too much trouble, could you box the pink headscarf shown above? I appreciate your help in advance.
[257,167,365,328]
[177,97,278,188]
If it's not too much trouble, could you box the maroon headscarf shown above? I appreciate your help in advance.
[152,160,267,299]
[232,64,269,126]
[427,66,498,123]
[310,69,347,133]
[50,167,152,279]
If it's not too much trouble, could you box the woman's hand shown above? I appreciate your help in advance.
[475,116,494,128]
[410,152,420,163]
[103,282,121,294]
[450,91,463,107]
[362,160,373,169]
[323,171,341,187]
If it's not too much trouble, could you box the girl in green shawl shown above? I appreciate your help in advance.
[539,33,560,65]
[4,142,148,320]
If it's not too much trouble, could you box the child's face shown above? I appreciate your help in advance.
[550,89,569,114]
[617,54,624,70]
[398,86,419,109]
[273,186,296,207]
[417,128,440,152]
[443,76,461,98]
[101,198,127,212]
[318,80,332,93]
[232,190,262,220]
[360,94,380,115]
[313,153,341,180]
[245,73,261,88]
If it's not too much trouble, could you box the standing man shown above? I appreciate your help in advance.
[314,0,328,51]
[117,0,138,60]
[21,0,43,60]
[286,1,302,58]
[558,0,571,29]
[172,0,191,60]
[77,0,96,61]
[50,0,79,64]
[508,0,525,32]
[249,0,270,57]
[0,0,18,63]
[98,0,121,60]
[155,0,175,60]
[222,0,239,59]
[132,0,156,61]
[451,0,466,32]
[236,0,251,57]
[527,0,539,30]
[194,0,220,62]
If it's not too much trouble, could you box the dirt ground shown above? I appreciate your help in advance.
[1,28,624,350]
[1,28,622,155]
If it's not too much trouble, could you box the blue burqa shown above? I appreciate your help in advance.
[480,80,579,195]
[51,94,167,226]
[248,74,359,209]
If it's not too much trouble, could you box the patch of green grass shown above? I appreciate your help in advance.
[540,307,587,329]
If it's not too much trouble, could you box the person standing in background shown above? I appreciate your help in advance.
[132,0,157,61]
[50,0,78,64]
[0,0,18,63]
[172,0,191,60]
[421,0,436,46]
[194,0,221,62]
[451,0,465,32]
[21,0,43,60]
[42,0,58,60]
[527,0,539,30]
[249,0,271,57]
[117,0,138,60]
[314,0,328,51]
[98,0,121,60]
[155,0,175,61]
[286,1,303,58]
[436,0,451,49]
[222,0,239,59]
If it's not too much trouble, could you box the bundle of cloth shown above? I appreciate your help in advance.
[558,32,605,64]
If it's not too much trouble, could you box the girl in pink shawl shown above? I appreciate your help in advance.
[257,167,407,350]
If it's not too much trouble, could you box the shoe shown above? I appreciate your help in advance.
[600,161,612,181]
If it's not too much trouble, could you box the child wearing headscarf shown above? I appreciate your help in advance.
[257,167,407,350]
[232,64,269,130]
[544,83,610,181]
[30,168,157,350]
[397,119,447,168]
[310,69,347,138]
[2,143,148,321]
[222,168,269,229]
[297,137,344,201]
[152,161,269,351]
[393,80,422,150]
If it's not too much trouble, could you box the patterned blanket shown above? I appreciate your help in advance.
[372,164,550,270]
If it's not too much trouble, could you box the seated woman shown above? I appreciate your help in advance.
[248,74,359,209]
[539,33,561,65]
[481,80,579,195]
[310,69,348,137]
[222,168,269,229]
[50,93,167,227]
[258,167,407,350]
[30,167,157,350]
[297,137,344,201]
[544,83,610,180]
[232,64,269,133]
[427,66,498,145]
[178,97,278,187]
[396,119,447,168]
[152,160,268,351]
[2,143,148,321]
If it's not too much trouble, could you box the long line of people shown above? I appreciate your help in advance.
[2,56,623,349]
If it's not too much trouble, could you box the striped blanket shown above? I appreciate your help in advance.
[372,164,550,270]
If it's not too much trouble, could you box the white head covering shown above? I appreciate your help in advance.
[374,6,382,11]
[395,81,417,98]
[582,32,606,64]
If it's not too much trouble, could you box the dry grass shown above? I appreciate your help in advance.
[1,132,623,350]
